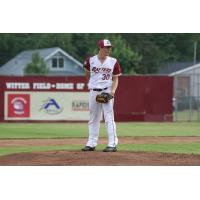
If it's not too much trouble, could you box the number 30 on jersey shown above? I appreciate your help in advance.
[102,74,110,80]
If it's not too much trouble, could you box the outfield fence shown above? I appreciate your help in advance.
[173,74,200,121]
[0,75,173,122]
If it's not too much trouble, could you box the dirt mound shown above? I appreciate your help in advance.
[1,136,200,166]
[0,150,200,166]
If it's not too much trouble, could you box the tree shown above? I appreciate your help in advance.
[110,35,142,74]
[24,52,48,75]
[121,34,167,73]
[84,34,142,74]
[2,33,200,74]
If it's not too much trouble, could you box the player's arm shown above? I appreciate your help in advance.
[84,68,90,82]
[111,60,121,96]
[83,57,90,82]
[111,75,119,97]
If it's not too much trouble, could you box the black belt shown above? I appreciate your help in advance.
[92,87,108,91]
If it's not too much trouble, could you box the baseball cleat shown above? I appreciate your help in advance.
[81,146,95,151]
[103,146,117,152]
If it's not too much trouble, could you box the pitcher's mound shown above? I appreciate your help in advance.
[0,151,200,166]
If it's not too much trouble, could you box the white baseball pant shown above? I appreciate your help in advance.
[86,88,118,148]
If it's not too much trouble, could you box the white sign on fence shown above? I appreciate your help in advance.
[4,91,91,121]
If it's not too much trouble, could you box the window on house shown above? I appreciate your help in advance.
[59,58,64,68]
[52,58,57,68]
[52,57,64,68]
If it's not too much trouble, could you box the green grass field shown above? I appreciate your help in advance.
[0,122,200,139]
[0,122,200,156]
[173,110,200,121]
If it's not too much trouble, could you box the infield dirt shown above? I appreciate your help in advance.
[0,136,200,166]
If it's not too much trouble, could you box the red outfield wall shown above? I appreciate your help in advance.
[115,76,173,121]
[0,75,173,122]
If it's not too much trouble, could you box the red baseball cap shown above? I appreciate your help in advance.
[98,39,112,48]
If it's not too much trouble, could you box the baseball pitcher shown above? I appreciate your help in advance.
[81,39,122,152]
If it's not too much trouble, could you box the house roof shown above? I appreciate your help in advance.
[170,62,200,76]
[0,47,83,76]
[157,61,195,75]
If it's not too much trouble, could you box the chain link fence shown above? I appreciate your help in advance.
[173,74,200,121]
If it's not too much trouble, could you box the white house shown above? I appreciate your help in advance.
[158,62,200,121]
[0,47,84,76]
[157,61,200,98]
[169,63,200,98]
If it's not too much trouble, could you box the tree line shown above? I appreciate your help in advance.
[0,33,200,74]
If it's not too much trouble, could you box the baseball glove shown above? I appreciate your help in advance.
[96,92,114,103]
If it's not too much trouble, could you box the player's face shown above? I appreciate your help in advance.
[101,46,112,56]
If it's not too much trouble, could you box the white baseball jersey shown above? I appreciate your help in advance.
[83,55,121,89]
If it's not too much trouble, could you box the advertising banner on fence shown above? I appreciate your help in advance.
[0,75,173,122]
[4,91,90,121]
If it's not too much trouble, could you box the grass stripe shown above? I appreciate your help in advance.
[118,143,200,154]
[1,143,200,156]
[0,145,82,156]
[0,122,200,139]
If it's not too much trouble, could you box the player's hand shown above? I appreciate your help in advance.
[110,91,115,97]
